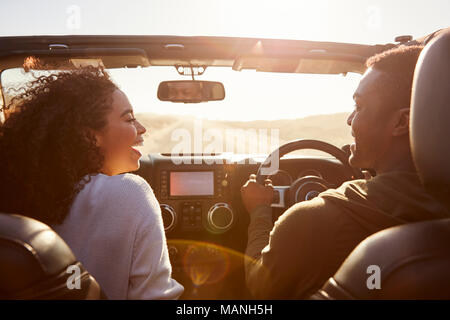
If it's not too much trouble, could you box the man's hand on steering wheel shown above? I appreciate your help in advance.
[241,174,274,213]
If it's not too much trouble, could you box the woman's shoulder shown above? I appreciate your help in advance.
[88,173,152,194]
[80,173,159,219]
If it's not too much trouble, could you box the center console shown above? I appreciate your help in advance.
[158,165,234,234]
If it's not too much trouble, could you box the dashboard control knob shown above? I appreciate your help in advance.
[305,190,321,201]
[294,180,328,203]
[207,203,234,233]
[160,204,177,232]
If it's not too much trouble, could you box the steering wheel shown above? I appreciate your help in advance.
[256,139,364,209]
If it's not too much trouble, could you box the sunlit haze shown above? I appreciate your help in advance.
[1,0,448,121]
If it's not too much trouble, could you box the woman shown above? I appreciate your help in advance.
[0,66,183,299]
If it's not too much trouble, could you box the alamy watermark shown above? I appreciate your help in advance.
[366,264,381,290]
[66,5,81,30]
[366,5,382,30]
[66,264,81,290]
[170,119,280,174]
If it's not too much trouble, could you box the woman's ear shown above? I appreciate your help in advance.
[85,128,104,148]
[392,107,410,137]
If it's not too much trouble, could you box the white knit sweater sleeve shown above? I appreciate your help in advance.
[119,174,184,299]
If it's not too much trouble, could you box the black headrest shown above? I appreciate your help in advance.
[0,213,104,299]
[410,28,450,205]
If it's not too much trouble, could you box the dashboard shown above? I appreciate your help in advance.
[134,153,352,299]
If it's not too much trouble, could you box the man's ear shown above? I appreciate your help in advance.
[392,107,410,137]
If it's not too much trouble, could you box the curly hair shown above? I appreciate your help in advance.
[365,45,424,110]
[0,65,118,225]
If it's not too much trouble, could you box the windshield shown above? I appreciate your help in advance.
[2,66,359,155]
[1,0,448,156]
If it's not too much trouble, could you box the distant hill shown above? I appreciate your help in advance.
[135,112,353,155]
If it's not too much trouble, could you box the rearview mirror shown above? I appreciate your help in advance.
[157,80,225,103]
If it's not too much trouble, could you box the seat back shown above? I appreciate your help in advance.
[311,29,450,300]
[0,213,105,299]
[410,29,450,206]
[311,219,450,299]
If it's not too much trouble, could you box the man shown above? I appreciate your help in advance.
[167,82,203,101]
[241,45,450,299]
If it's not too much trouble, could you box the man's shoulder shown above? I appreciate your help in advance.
[276,195,338,228]
[329,171,423,202]
[279,178,372,223]
[274,173,422,228]
[317,178,369,202]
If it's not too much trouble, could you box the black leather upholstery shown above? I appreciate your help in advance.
[0,213,105,299]
[311,29,450,300]
[410,29,450,207]
[311,219,450,299]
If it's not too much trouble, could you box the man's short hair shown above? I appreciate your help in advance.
[365,45,424,110]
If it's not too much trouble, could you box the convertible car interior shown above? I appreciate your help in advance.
[0,27,449,300]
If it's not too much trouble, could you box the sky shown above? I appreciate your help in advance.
[1,0,448,43]
[0,0,448,121]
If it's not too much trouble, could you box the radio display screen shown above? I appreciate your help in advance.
[169,171,214,196]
